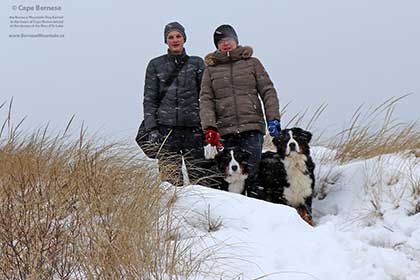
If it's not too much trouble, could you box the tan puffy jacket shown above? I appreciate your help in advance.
[200,46,280,136]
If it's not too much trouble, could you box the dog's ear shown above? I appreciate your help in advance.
[300,130,312,144]
[292,127,312,144]
[238,148,252,164]
[237,149,252,173]
[214,150,227,172]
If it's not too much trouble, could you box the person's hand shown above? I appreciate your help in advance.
[148,129,163,144]
[205,128,220,146]
[267,120,281,137]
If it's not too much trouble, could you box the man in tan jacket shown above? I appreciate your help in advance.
[200,24,281,197]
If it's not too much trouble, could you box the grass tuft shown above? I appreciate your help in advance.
[327,95,419,163]
[0,101,205,279]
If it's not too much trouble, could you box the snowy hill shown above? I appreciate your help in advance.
[167,147,420,280]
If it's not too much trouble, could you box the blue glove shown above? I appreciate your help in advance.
[267,120,281,137]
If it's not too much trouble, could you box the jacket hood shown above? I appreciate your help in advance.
[205,46,253,66]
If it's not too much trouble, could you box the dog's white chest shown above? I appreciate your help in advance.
[225,173,248,194]
[228,179,246,193]
[282,154,313,207]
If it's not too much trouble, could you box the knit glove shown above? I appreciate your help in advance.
[267,120,281,137]
[148,129,163,145]
[205,128,221,146]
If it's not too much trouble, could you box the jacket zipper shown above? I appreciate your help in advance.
[230,58,240,134]
[176,78,179,125]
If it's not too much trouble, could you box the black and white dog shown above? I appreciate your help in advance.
[259,127,315,225]
[200,147,250,195]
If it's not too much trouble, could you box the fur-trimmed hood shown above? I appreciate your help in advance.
[204,46,253,66]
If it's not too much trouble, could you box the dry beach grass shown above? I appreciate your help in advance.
[0,101,205,279]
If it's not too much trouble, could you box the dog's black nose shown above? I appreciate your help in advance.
[231,165,238,171]
[289,142,296,151]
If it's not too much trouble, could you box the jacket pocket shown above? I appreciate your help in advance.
[248,92,263,114]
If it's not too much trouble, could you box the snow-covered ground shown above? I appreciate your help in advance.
[167,147,420,280]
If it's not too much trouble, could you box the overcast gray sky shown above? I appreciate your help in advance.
[1,0,419,140]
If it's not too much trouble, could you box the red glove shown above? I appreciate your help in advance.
[205,128,221,146]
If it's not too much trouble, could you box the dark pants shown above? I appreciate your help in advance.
[220,130,264,196]
[157,126,205,185]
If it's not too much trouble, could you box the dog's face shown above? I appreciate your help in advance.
[214,148,250,177]
[273,127,312,157]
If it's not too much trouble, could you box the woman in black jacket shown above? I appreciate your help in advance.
[142,21,206,185]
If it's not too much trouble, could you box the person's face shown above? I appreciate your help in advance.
[217,38,237,53]
[166,31,185,54]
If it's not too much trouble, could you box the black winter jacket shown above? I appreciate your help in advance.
[143,49,205,129]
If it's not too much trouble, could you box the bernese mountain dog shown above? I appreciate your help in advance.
[259,127,315,225]
[200,147,250,195]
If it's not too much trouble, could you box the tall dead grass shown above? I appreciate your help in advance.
[0,103,201,279]
[327,95,419,163]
